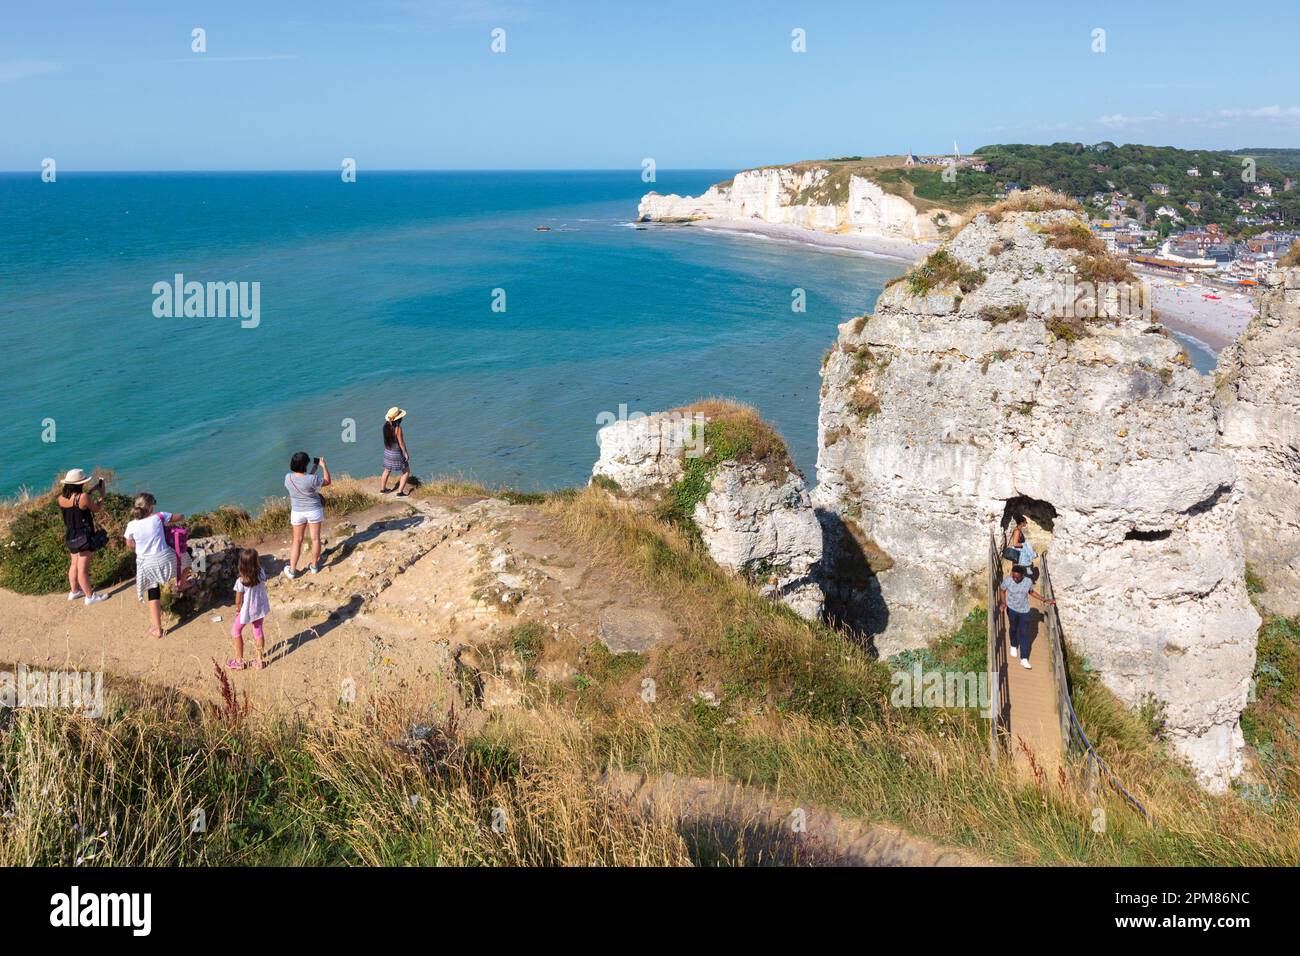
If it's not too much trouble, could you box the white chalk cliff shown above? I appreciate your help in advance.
[592,410,825,619]
[1217,265,1300,617]
[813,206,1261,791]
[639,165,951,242]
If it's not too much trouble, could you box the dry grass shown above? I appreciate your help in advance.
[986,187,1082,222]
[530,490,1300,865]
[671,398,791,473]
[1043,220,1108,256]
[978,303,1029,325]
[1280,241,1300,267]
[5,473,1298,867]
[1075,252,1135,287]
[0,680,693,867]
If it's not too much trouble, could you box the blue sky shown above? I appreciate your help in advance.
[2,0,1298,170]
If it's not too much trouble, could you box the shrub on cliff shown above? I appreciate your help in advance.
[1044,219,1108,255]
[1281,241,1300,267]
[184,482,377,540]
[657,400,792,532]
[978,303,1028,325]
[905,250,987,296]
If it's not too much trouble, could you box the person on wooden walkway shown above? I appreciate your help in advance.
[999,564,1055,670]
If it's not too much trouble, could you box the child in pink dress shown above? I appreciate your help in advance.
[229,548,270,670]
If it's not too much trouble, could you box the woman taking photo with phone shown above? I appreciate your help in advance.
[58,468,109,606]
[284,451,330,578]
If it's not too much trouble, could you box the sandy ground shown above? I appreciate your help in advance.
[0,491,677,718]
[1142,271,1257,351]
[681,218,934,263]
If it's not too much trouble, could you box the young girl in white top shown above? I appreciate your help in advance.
[123,493,184,638]
[230,548,270,670]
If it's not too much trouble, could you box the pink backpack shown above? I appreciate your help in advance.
[157,515,190,581]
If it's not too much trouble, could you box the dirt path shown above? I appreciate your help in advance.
[600,770,990,866]
[0,493,677,717]
[0,489,991,866]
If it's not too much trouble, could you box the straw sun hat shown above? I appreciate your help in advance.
[61,468,93,485]
[385,407,407,422]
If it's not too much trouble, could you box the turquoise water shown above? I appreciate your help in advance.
[1168,330,1218,374]
[0,171,903,510]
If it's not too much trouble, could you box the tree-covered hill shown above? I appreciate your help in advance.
[876,143,1299,235]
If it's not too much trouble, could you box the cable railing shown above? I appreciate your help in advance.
[988,528,1150,821]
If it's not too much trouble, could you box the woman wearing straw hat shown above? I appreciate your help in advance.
[57,468,109,606]
[380,406,411,497]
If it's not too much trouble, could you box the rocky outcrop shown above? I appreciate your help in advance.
[692,460,825,619]
[1217,266,1300,616]
[814,204,1260,791]
[591,413,697,494]
[593,408,825,619]
[639,165,952,242]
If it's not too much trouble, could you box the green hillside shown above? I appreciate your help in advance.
[872,143,1299,235]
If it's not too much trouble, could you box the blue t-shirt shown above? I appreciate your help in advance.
[1001,575,1034,614]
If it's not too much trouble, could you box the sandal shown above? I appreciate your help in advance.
[226,659,246,670]
[251,659,265,671]
[149,627,165,639]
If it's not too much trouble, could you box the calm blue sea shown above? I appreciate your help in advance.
[0,170,908,510]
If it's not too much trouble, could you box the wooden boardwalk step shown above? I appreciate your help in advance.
[1000,558,1064,778]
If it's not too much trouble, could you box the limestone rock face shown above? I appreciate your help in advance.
[1217,267,1300,616]
[814,208,1260,791]
[693,461,825,619]
[593,411,824,619]
[186,535,238,607]
[639,166,950,241]
[591,413,698,494]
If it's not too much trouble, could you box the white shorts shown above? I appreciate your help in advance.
[290,508,323,527]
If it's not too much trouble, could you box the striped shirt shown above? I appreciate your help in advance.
[284,472,323,512]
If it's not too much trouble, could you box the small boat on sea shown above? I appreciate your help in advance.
[535,225,551,232]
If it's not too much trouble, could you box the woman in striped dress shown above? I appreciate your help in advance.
[380,406,411,497]
[123,493,183,638]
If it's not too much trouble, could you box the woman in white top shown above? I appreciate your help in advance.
[124,493,184,638]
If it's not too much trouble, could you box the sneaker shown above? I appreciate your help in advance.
[379,487,393,494]
[283,567,297,580]
[1009,644,1018,659]
[1021,657,1032,670]
[84,594,107,606]
[308,564,321,575]
[67,590,85,601]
